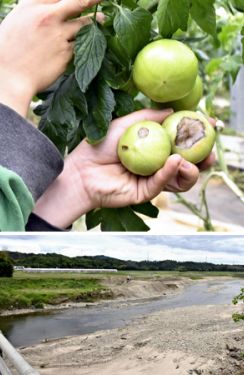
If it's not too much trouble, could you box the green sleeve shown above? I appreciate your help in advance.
[0,166,34,231]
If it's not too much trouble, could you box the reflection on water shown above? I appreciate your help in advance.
[0,279,242,348]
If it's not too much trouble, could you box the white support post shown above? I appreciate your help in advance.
[0,332,39,375]
[231,66,244,132]
[0,356,12,375]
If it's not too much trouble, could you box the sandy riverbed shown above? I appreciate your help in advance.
[18,303,244,375]
[11,277,243,375]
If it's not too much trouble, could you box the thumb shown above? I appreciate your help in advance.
[177,160,199,191]
[143,154,183,200]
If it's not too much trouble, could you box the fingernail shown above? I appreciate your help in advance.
[181,160,192,170]
[170,154,182,163]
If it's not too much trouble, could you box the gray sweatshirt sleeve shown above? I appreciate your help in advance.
[0,103,64,200]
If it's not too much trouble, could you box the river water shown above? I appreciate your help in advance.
[0,279,242,348]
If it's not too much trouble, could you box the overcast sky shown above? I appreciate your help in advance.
[0,234,244,264]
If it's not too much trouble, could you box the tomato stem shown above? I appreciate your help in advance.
[93,4,99,23]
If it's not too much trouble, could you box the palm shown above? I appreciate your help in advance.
[69,109,213,209]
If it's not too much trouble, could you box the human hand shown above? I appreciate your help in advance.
[0,0,101,116]
[34,109,215,229]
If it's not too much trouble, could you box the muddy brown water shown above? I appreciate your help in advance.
[0,279,243,348]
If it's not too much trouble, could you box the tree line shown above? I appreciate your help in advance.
[0,250,243,274]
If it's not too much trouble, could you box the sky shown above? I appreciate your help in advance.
[0,234,244,264]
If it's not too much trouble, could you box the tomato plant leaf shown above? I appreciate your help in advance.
[113,6,152,60]
[114,90,136,117]
[190,0,217,37]
[157,0,190,38]
[101,207,150,231]
[83,75,116,143]
[86,207,150,231]
[74,23,107,92]
[101,51,130,89]
[36,75,87,154]
[131,201,159,218]
[86,209,103,230]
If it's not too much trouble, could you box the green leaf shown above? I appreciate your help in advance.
[86,209,103,230]
[83,75,116,143]
[74,23,107,92]
[48,75,87,125]
[221,55,242,83]
[121,0,138,9]
[190,0,217,37]
[114,90,136,116]
[101,207,150,231]
[36,75,87,154]
[113,6,152,60]
[231,0,244,12]
[131,201,159,218]
[107,36,130,67]
[205,57,222,75]
[157,0,190,38]
[101,48,130,89]
[86,206,150,231]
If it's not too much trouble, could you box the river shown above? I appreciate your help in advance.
[0,279,242,348]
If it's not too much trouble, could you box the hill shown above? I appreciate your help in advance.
[3,251,244,273]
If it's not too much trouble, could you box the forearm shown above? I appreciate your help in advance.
[0,75,33,117]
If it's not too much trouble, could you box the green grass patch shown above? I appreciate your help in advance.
[0,277,110,311]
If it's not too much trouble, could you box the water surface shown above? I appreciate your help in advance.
[0,279,242,347]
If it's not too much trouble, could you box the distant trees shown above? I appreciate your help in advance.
[0,251,13,277]
[4,251,244,274]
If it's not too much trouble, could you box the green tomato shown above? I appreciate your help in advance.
[132,39,198,103]
[118,121,171,176]
[163,111,216,164]
[167,75,203,111]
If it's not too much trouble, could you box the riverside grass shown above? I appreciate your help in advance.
[0,277,109,310]
[1,271,243,311]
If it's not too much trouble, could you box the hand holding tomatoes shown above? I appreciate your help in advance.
[33,108,206,228]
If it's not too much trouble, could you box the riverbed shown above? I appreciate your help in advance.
[0,278,242,348]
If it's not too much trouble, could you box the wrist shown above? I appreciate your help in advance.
[0,73,34,117]
[33,156,95,229]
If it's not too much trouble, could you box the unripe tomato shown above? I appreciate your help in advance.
[133,39,198,103]
[167,75,203,111]
[163,111,216,164]
[118,121,171,176]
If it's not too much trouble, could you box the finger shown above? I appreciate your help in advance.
[65,12,104,40]
[208,117,216,127]
[177,160,199,191]
[197,152,216,171]
[112,108,174,134]
[20,0,59,4]
[56,0,101,20]
[65,16,92,40]
[139,154,182,201]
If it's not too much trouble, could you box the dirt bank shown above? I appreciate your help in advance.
[18,303,243,375]
[0,276,192,317]
[103,275,192,300]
